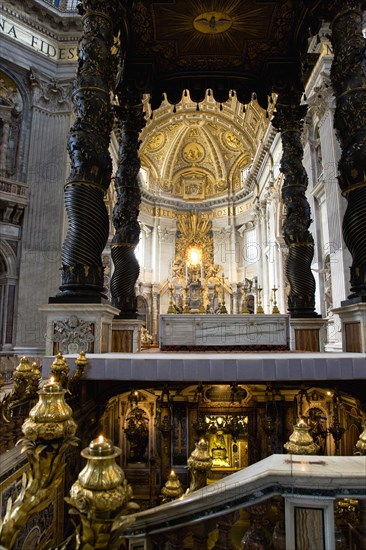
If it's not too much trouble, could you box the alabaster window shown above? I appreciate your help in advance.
[139,167,149,190]
[241,164,252,187]
[134,233,144,267]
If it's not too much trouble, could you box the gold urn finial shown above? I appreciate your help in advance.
[160,470,184,503]
[1,356,40,424]
[284,418,320,455]
[186,438,212,493]
[67,436,138,547]
[50,352,70,388]
[22,377,77,441]
[29,361,42,395]
[75,350,88,369]
[13,356,33,395]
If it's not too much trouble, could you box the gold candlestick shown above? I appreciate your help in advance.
[241,285,249,314]
[183,286,190,313]
[219,273,228,314]
[167,284,176,314]
[271,287,280,314]
[256,287,264,314]
[199,285,206,313]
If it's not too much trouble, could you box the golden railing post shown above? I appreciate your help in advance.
[0,356,41,423]
[0,376,78,550]
[50,351,89,389]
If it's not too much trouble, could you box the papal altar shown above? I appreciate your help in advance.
[159,314,290,351]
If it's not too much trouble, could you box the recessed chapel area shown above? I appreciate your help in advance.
[0,1,366,549]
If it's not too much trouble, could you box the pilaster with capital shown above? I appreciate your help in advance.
[110,87,145,318]
[57,0,122,299]
[14,69,75,352]
[327,0,366,300]
[272,92,318,317]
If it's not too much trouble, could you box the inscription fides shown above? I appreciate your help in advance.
[0,11,78,62]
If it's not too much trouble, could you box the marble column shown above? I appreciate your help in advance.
[111,87,145,318]
[272,91,318,317]
[57,0,121,299]
[327,0,366,302]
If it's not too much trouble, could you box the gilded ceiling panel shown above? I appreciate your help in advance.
[139,96,268,202]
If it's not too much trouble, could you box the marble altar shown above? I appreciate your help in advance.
[159,314,290,350]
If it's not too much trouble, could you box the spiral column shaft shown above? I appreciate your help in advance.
[111,89,145,318]
[272,92,318,317]
[328,0,366,301]
[58,0,121,298]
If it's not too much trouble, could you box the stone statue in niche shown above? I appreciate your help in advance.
[52,315,94,354]
[306,407,327,454]
[124,407,149,463]
[322,254,333,316]
[209,430,230,467]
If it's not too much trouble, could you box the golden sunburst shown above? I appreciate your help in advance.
[154,0,273,51]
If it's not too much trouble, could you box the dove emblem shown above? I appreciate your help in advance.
[193,12,233,34]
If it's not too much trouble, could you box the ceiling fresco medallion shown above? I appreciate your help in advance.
[223,130,242,150]
[147,132,165,151]
[182,142,205,163]
[193,12,233,34]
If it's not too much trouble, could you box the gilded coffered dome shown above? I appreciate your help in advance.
[139,92,268,203]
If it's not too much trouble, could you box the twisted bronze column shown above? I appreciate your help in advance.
[272,92,318,317]
[328,0,366,301]
[111,88,145,317]
[58,0,121,299]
